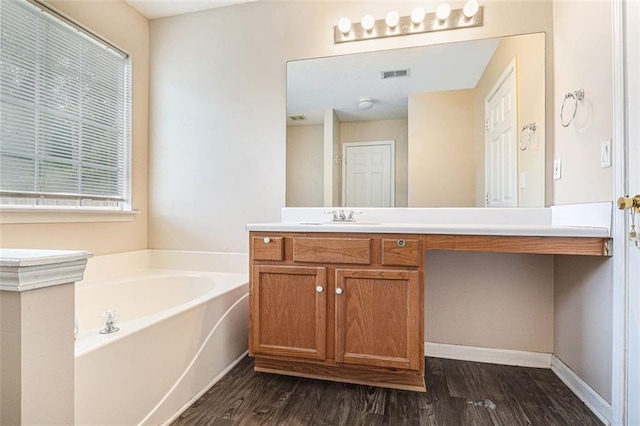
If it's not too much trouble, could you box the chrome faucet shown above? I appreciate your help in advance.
[325,209,360,222]
[99,309,120,334]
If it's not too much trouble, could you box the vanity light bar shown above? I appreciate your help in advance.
[334,6,483,44]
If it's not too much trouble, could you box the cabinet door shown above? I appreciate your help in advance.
[335,269,420,370]
[250,265,326,360]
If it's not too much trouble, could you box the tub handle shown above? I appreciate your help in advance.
[263,237,271,244]
[316,285,324,293]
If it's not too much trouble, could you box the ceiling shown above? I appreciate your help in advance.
[286,37,501,125]
[125,0,256,20]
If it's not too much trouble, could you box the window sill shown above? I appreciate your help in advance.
[0,208,140,224]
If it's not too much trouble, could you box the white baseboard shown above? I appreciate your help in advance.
[551,355,612,425]
[425,342,552,368]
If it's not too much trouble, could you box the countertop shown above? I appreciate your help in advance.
[245,222,610,238]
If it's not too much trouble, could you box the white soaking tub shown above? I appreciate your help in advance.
[74,250,249,426]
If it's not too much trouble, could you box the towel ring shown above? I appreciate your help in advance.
[560,89,585,127]
[519,123,537,151]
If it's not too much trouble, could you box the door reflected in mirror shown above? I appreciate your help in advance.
[286,33,545,208]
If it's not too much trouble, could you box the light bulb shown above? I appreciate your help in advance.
[338,17,352,34]
[410,7,426,24]
[385,11,400,28]
[436,3,451,21]
[361,14,375,31]
[463,0,479,18]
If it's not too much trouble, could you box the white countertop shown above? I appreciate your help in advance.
[247,204,612,238]
[245,222,610,238]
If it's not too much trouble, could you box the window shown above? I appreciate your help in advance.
[0,0,131,210]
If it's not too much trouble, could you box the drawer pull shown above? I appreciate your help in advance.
[263,237,271,244]
[335,287,343,295]
[397,239,406,247]
[316,286,324,293]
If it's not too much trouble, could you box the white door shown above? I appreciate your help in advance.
[625,1,640,423]
[485,59,518,207]
[342,141,395,207]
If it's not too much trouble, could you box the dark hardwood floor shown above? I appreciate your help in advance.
[172,356,603,425]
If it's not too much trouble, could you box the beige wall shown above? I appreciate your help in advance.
[554,256,613,402]
[474,33,547,207]
[286,125,324,207]
[0,0,149,256]
[553,0,613,205]
[148,0,554,252]
[147,0,557,354]
[409,90,475,207]
[426,251,554,352]
[340,119,408,207]
[552,0,614,404]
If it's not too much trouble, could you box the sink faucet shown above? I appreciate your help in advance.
[325,210,360,222]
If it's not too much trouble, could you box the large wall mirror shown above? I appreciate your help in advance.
[286,32,545,208]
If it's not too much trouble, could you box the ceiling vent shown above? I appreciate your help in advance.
[289,115,307,121]
[381,69,410,80]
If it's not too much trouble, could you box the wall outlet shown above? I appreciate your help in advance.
[553,158,562,180]
[601,139,612,168]
[519,172,526,189]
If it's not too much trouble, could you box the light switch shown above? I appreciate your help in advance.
[519,172,526,189]
[601,139,612,168]
[553,158,562,180]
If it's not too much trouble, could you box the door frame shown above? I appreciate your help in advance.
[341,140,396,207]
[611,0,635,424]
[484,58,518,207]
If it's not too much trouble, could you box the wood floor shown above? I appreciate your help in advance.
[172,356,603,425]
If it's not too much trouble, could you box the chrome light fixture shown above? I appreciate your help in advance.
[334,2,483,44]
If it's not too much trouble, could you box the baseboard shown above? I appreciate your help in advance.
[425,342,552,368]
[551,355,612,425]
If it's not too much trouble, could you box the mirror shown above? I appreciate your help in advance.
[286,33,545,208]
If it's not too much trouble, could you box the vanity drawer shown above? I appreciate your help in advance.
[252,236,284,261]
[293,237,371,265]
[381,238,421,267]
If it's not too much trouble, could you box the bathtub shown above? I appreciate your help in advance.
[74,250,249,426]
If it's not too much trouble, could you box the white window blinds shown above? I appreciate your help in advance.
[0,0,131,208]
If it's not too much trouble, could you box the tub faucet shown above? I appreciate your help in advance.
[99,309,120,334]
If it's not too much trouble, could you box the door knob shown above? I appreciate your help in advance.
[617,195,640,212]
[335,287,343,295]
[316,286,324,293]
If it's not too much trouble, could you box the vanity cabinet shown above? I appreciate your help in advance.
[250,265,326,360]
[334,268,421,371]
[249,232,426,392]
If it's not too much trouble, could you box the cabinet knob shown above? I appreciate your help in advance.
[397,239,406,247]
[316,286,324,293]
[335,287,343,295]
[263,237,271,244]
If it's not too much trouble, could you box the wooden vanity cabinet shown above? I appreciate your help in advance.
[249,232,425,392]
